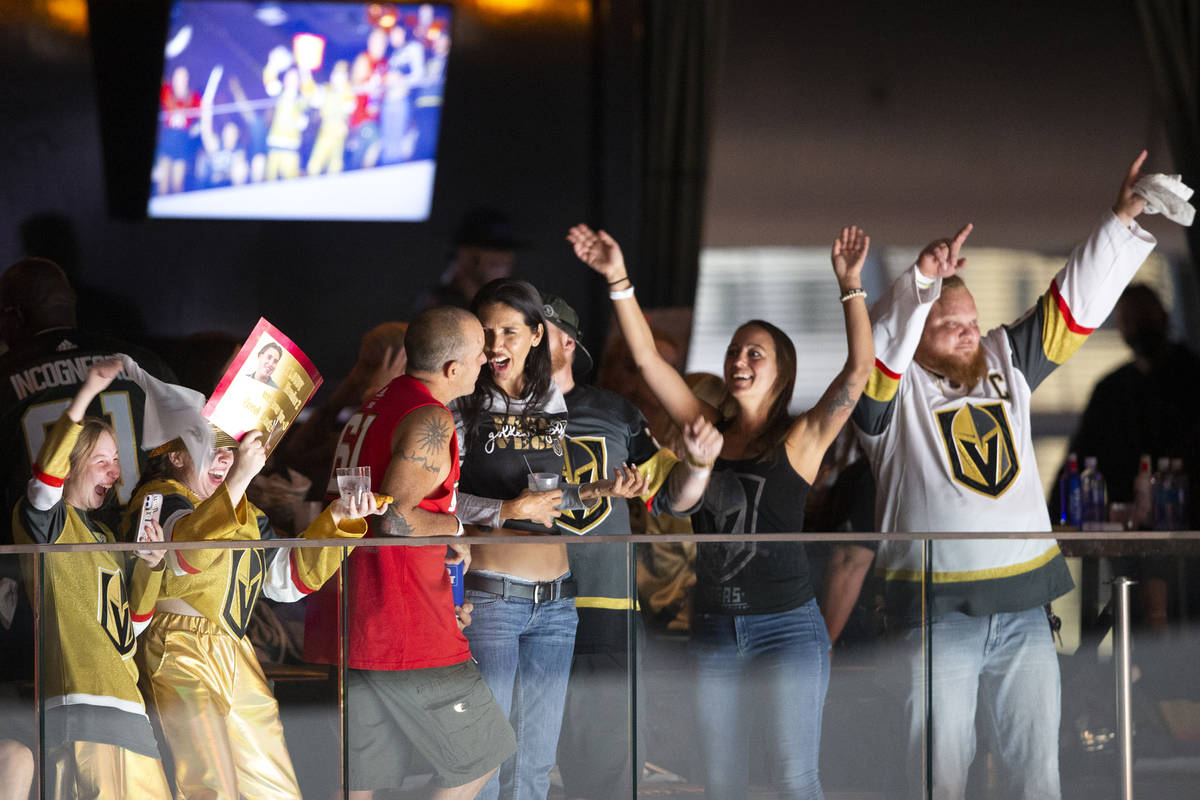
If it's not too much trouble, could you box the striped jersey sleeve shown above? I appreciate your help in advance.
[852,266,943,435]
[1005,211,1157,391]
[263,504,366,603]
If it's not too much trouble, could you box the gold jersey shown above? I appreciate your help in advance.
[123,479,365,640]
[13,414,163,756]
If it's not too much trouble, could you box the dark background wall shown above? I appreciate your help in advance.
[1,1,626,392]
[705,0,1187,257]
[0,0,1191,395]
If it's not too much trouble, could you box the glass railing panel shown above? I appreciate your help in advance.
[1055,534,1200,800]
[0,551,36,800]
[14,532,1200,799]
[630,532,908,799]
[22,543,348,799]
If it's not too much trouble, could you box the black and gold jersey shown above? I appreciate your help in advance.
[123,479,365,640]
[12,414,163,756]
[0,329,174,542]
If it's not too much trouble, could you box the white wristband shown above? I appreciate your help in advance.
[454,518,464,536]
[609,286,635,300]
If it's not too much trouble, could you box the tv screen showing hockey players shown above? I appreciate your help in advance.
[148,1,452,221]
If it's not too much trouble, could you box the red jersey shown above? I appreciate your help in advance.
[160,84,201,130]
[303,375,469,670]
[349,53,387,128]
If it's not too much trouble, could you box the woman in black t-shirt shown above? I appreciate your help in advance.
[570,224,874,800]
[453,278,643,800]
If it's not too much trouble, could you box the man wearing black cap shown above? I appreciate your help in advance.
[542,293,721,799]
[413,206,528,313]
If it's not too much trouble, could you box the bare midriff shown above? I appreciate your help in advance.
[464,526,569,581]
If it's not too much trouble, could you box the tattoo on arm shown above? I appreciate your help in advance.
[401,450,442,474]
[827,383,854,416]
[398,414,449,474]
[416,415,451,457]
[379,507,415,537]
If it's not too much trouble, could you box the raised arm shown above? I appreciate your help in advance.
[851,223,972,437]
[784,227,874,482]
[377,405,463,537]
[198,65,223,154]
[568,224,714,429]
[1004,151,1156,391]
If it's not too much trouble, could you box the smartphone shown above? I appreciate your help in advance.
[138,493,163,543]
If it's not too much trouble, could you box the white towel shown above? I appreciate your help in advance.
[118,354,214,475]
[1133,173,1195,226]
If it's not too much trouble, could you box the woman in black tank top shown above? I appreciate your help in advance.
[570,223,874,800]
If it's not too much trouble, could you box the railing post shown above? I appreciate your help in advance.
[1113,576,1135,800]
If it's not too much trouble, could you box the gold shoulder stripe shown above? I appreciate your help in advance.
[1039,281,1092,365]
[864,359,901,403]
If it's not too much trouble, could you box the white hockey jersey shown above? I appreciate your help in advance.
[852,210,1157,617]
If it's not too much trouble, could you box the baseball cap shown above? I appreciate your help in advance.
[541,293,594,374]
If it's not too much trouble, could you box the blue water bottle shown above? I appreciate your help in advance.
[1064,453,1082,528]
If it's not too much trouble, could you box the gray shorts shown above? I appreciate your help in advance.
[347,660,516,790]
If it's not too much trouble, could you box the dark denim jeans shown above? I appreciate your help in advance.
[465,580,578,800]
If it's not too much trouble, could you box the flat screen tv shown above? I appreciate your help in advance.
[148,1,452,220]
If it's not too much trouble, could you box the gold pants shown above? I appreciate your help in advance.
[48,741,171,800]
[265,150,300,181]
[140,613,301,800]
[307,128,347,175]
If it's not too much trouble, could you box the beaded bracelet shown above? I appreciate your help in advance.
[839,288,867,303]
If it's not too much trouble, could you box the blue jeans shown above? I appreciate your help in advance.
[691,599,831,800]
[896,607,1062,800]
[464,581,578,800]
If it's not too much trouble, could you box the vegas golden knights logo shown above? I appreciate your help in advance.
[96,567,135,658]
[221,549,265,638]
[935,402,1020,498]
[556,436,611,534]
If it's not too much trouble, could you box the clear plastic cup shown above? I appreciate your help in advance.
[528,472,560,492]
[336,466,371,506]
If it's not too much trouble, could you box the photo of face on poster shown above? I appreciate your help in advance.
[204,319,322,453]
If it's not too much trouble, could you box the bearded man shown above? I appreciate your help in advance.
[851,153,1157,800]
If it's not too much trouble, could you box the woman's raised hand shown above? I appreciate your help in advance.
[228,430,268,485]
[567,224,627,283]
[69,357,125,422]
[831,226,870,291]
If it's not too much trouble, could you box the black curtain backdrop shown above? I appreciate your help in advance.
[636,0,726,308]
[1137,0,1200,277]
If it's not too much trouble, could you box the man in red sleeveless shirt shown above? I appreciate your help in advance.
[305,306,514,799]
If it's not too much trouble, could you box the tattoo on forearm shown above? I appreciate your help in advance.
[828,383,854,416]
[380,507,415,537]
[416,416,451,457]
